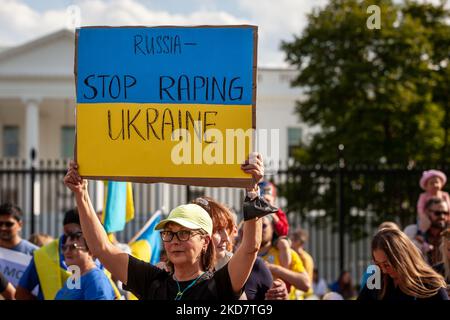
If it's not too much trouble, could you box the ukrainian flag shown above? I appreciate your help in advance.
[128,211,162,265]
[102,181,135,233]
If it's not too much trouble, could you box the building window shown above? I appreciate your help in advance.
[288,127,302,158]
[61,126,75,158]
[3,126,19,157]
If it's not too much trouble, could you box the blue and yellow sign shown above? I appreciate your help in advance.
[75,26,257,187]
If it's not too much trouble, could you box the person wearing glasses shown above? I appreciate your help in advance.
[55,232,115,300]
[16,209,121,300]
[55,231,116,300]
[0,202,38,255]
[422,197,450,266]
[64,152,271,300]
[358,228,448,300]
[16,208,82,300]
[191,196,289,300]
[416,170,450,234]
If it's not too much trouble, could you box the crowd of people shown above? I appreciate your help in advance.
[1,156,449,300]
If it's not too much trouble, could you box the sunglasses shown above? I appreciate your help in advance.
[160,230,202,242]
[0,221,15,228]
[430,210,450,217]
[67,231,83,238]
[62,243,87,252]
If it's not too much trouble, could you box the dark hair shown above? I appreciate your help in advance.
[337,270,351,284]
[264,215,279,241]
[63,208,80,226]
[0,203,23,222]
[202,231,215,271]
[336,270,355,299]
[291,228,308,245]
[64,231,89,251]
[424,197,444,211]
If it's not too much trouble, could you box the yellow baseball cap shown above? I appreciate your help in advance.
[154,204,213,236]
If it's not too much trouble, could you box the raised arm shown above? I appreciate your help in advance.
[266,264,311,292]
[227,153,264,293]
[64,161,129,284]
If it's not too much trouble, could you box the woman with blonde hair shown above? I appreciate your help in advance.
[358,228,448,300]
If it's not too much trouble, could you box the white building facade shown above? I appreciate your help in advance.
[1,31,365,286]
[0,29,314,166]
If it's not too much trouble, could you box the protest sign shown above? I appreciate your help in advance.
[75,26,257,187]
[0,247,32,287]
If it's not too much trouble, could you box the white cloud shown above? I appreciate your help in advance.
[0,0,328,66]
[78,0,248,26]
[0,0,247,41]
[236,0,328,67]
[0,0,66,46]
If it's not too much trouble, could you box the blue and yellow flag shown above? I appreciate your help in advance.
[128,211,162,265]
[102,181,134,233]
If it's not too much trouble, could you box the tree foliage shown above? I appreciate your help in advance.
[282,0,450,164]
[279,0,450,238]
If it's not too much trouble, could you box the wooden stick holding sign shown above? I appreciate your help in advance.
[74,25,258,188]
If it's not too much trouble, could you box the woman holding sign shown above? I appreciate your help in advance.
[64,152,275,300]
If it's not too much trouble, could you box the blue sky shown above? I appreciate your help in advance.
[0,0,330,67]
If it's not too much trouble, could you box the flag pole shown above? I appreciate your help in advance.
[128,209,162,244]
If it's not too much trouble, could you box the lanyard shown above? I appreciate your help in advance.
[174,272,205,300]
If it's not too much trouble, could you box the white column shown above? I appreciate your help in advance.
[22,98,41,227]
[94,180,105,212]
[155,183,170,214]
[22,97,41,161]
[162,183,170,212]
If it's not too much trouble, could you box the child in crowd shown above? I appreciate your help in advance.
[258,181,292,269]
[28,233,54,247]
[417,170,450,234]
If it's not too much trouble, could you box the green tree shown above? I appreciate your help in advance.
[282,0,450,164]
[279,0,450,239]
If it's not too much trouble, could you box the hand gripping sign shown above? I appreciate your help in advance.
[75,26,258,187]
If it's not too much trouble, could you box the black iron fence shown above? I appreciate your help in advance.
[1,156,447,286]
[272,162,450,286]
